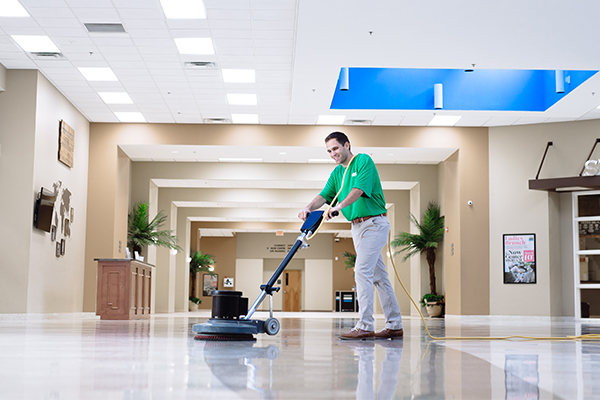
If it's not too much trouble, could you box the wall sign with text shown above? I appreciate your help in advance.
[503,234,536,284]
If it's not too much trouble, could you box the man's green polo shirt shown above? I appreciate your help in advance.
[319,153,387,221]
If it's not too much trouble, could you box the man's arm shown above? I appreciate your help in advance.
[327,188,364,219]
[298,195,327,221]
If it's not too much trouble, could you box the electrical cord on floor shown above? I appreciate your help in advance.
[304,153,600,340]
[386,234,600,341]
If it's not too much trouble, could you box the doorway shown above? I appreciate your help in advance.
[283,270,302,311]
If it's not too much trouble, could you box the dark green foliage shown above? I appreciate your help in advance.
[127,202,182,256]
[392,201,445,296]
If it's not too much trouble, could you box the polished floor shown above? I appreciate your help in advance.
[1,311,600,399]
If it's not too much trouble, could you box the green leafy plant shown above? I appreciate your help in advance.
[392,201,445,297]
[189,251,216,298]
[341,251,356,270]
[420,293,444,306]
[127,202,181,256]
[189,297,201,305]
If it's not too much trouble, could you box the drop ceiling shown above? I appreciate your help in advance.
[2,0,600,126]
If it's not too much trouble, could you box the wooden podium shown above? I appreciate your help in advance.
[95,259,154,320]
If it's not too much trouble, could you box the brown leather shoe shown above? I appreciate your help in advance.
[338,328,375,340]
[374,328,404,340]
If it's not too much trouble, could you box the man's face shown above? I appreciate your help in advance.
[326,139,350,165]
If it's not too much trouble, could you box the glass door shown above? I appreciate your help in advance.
[573,191,600,318]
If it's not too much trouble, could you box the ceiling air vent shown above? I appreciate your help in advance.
[84,23,126,33]
[184,61,218,70]
[203,118,231,124]
[29,52,65,59]
[345,119,373,125]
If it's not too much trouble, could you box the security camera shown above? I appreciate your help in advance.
[467,200,473,206]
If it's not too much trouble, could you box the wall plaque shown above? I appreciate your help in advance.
[58,119,74,168]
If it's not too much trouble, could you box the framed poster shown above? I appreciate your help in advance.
[203,274,218,296]
[503,234,536,284]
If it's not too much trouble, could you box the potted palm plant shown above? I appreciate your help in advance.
[392,201,445,317]
[189,251,216,310]
[127,202,182,258]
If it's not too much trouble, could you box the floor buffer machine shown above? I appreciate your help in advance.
[193,210,333,341]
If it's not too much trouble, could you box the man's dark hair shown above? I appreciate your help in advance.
[325,131,350,147]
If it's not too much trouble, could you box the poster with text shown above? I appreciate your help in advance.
[503,234,536,284]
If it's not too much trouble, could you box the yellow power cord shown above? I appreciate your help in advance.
[386,236,600,341]
[306,153,600,341]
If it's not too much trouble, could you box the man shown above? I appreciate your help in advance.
[299,132,403,340]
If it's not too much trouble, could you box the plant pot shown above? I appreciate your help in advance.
[189,301,199,312]
[425,302,443,318]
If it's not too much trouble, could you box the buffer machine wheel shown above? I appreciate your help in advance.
[264,318,280,336]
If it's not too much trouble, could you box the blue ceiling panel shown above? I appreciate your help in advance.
[331,68,598,112]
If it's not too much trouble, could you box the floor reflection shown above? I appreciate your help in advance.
[337,340,403,400]
[1,313,600,399]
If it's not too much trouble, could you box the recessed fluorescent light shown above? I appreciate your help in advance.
[11,35,58,52]
[160,0,206,19]
[279,152,287,155]
[231,114,259,124]
[227,94,257,105]
[174,38,214,55]
[428,115,462,126]
[98,92,133,104]
[171,150,179,154]
[222,69,255,83]
[218,158,263,162]
[317,115,346,125]
[78,67,118,81]
[114,112,146,123]
[1,0,29,17]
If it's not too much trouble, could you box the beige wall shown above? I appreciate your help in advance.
[86,123,489,315]
[0,70,37,313]
[196,236,237,310]
[489,120,600,316]
[0,70,90,314]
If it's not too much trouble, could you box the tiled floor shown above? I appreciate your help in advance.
[1,311,600,399]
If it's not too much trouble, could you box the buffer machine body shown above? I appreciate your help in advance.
[192,210,328,341]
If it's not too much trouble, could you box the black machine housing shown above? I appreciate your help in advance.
[193,210,330,340]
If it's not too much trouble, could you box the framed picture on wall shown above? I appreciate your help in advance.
[203,274,218,296]
[503,234,536,284]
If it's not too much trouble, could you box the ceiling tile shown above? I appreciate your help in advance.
[44,27,89,37]
[205,0,250,9]
[64,0,114,7]
[35,18,82,28]
[91,37,134,46]
[254,39,293,48]
[126,28,170,38]
[208,20,253,30]
[211,29,253,39]
[122,19,166,30]
[208,10,252,20]
[252,20,294,30]
[146,114,176,123]
[165,20,209,29]
[0,59,36,68]
[213,38,253,48]
[252,10,295,21]
[485,117,521,126]
[399,116,436,126]
[27,7,75,18]
[69,7,120,20]
[252,1,296,10]
[118,8,163,19]
[102,53,144,61]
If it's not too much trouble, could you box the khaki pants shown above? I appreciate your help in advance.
[351,216,402,331]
